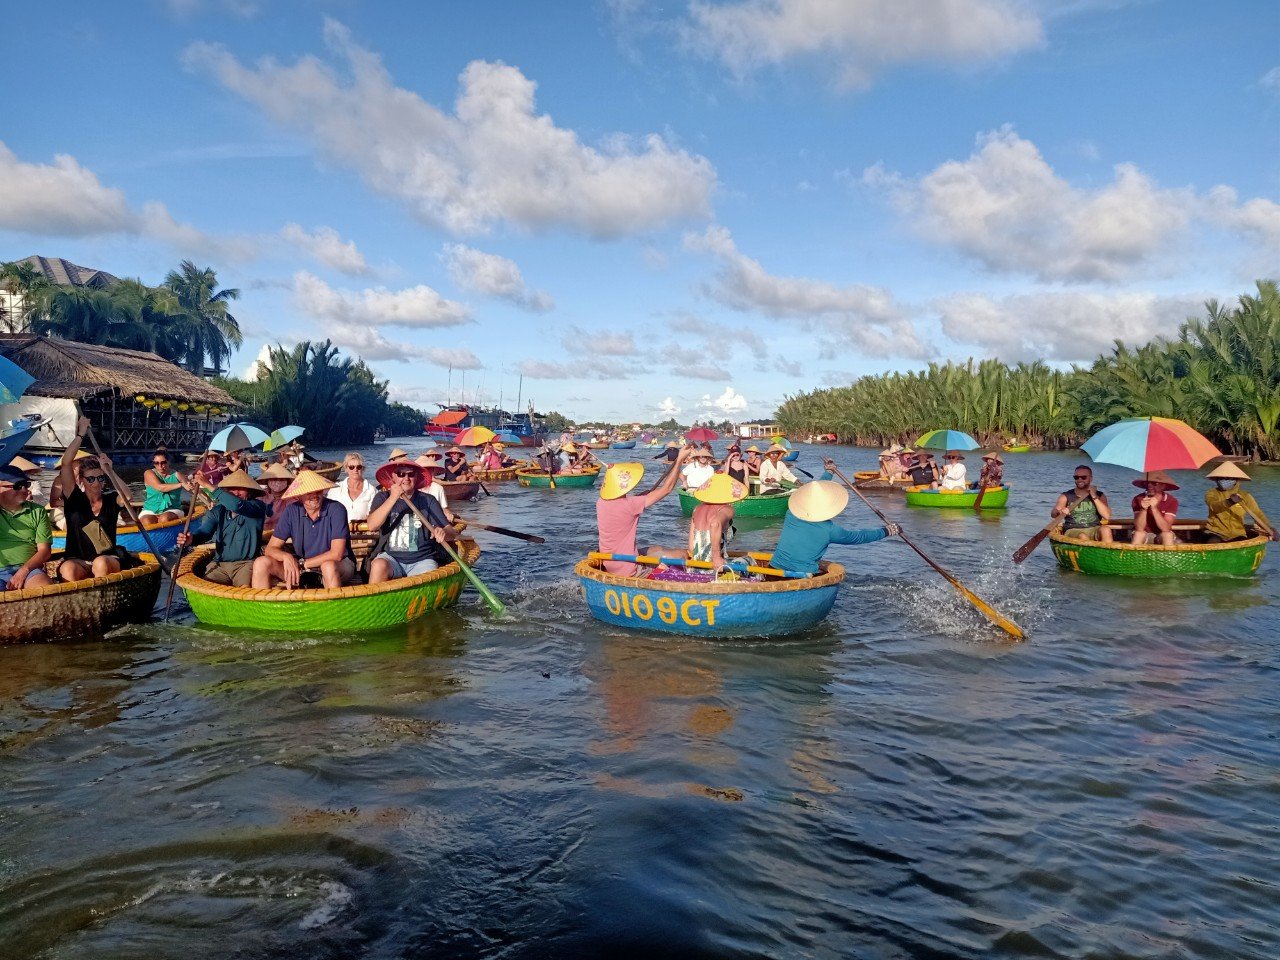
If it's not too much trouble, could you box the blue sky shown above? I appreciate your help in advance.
[2,0,1277,424]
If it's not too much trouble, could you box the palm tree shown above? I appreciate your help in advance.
[163,260,242,375]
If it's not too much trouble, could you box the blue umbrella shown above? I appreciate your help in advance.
[494,431,522,444]
[263,424,305,451]
[915,429,981,451]
[0,355,34,405]
[209,422,270,453]
[1,423,34,468]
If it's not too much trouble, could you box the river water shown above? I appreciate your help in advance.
[2,441,1277,959]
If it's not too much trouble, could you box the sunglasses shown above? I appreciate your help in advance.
[1,480,30,491]
[1073,475,1090,480]
[393,469,418,478]
[346,464,364,470]
[82,474,107,483]
[153,460,168,465]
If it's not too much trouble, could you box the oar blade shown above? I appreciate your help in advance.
[956,582,1025,640]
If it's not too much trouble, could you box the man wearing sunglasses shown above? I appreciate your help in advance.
[1051,465,1113,543]
[0,465,52,591]
[56,417,143,581]
[364,460,458,584]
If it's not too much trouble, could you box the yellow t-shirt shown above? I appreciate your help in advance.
[1204,486,1271,540]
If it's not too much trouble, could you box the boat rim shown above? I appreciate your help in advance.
[0,552,162,603]
[575,554,844,594]
[1049,526,1269,554]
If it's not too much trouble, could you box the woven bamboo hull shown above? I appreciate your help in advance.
[440,480,481,501]
[904,485,1009,508]
[516,469,599,488]
[176,540,480,632]
[611,440,636,449]
[854,471,912,492]
[470,465,519,481]
[677,488,791,518]
[576,555,844,638]
[585,441,609,449]
[1049,528,1268,577]
[1003,444,1031,453]
[51,505,207,553]
[0,554,162,644]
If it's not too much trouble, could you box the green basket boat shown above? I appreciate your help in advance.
[1050,522,1269,577]
[516,468,599,489]
[904,485,1009,508]
[175,540,480,632]
[677,487,792,518]
[1003,444,1031,453]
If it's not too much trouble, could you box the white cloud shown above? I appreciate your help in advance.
[684,225,925,358]
[699,386,749,414]
[686,0,1044,89]
[1261,66,1280,95]
[292,271,471,329]
[559,325,637,356]
[657,396,682,417]
[867,126,1278,283]
[934,289,1206,362]
[423,347,483,370]
[320,320,422,362]
[243,343,274,379]
[186,20,717,237]
[518,358,634,379]
[280,223,370,275]
[442,244,552,311]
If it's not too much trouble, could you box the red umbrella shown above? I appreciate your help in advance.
[685,427,717,443]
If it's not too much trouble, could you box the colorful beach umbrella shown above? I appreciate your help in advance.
[209,422,270,453]
[0,355,35,405]
[915,429,980,451]
[1081,417,1220,472]
[454,425,496,447]
[262,424,305,451]
[770,435,792,449]
[686,426,717,443]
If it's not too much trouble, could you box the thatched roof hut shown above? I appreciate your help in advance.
[0,335,234,405]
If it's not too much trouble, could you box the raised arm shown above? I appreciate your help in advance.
[641,446,692,508]
[60,416,90,494]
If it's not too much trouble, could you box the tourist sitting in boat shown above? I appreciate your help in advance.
[195,450,226,488]
[877,448,898,480]
[939,451,968,491]
[1052,465,1113,542]
[1130,471,1179,546]
[328,452,377,522]
[907,451,937,487]
[688,474,745,572]
[224,448,252,476]
[534,444,559,475]
[252,471,356,589]
[477,441,514,471]
[758,443,798,494]
[442,446,474,481]
[9,456,44,505]
[139,450,188,526]
[256,463,293,529]
[0,464,52,591]
[596,448,692,577]
[653,440,681,462]
[178,469,269,587]
[558,442,581,473]
[771,479,899,576]
[681,447,717,489]
[1203,462,1277,543]
[573,444,601,470]
[721,447,748,484]
[897,446,916,478]
[973,451,1003,489]
[56,419,144,582]
[46,449,90,529]
[365,460,458,583]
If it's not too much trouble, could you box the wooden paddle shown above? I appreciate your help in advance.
[401,497,506,615]
[462,521,545,544]
[828,464,1025,641]
[589,552,810,580]
[162,488,202,621]
[1011,517,1064,564]
[82,424,174,577]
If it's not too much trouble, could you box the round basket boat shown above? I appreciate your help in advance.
[610,440,636,449]
[175,539,481,632]
[0,553,163,644]
[470,464,519,481]
[853,471,913,492]
[310,461,342,481]
[51,505,207,553]
[677,487,791,518]
[1049,522,1269,577]
[576,554,844,639]
[585,441,609,449]
[440,479,481,502]
[1003,444,1031,453]
[516,468,599,488]
[904,485,1009,509]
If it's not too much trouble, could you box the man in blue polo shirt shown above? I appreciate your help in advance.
[252,471,355,589]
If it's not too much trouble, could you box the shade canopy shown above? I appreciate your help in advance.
[262,425,304,451]
[209,422,270,453]
[0,355,34,405]
[1081,417,1221,472]
[915,429,980,451]
[454,425,496,447]
[1,423,34,467]
[493,430,522,444]
[686,427,717,443]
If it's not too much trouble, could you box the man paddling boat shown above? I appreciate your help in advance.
[178,469,268,587]
[1052,465,1113,542]
[365,460,458,584]
[771,477,899,575]
[1203,462,1277,543]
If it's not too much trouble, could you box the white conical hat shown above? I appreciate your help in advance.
[787,480,848,522]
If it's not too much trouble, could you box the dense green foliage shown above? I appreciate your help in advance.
[2,259,242,375]
[213,340,429,447]
[777,281,1280,460]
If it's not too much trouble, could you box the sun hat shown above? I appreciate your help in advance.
[696,446,714,458]
[562,442,578,453]
[1206,461,1250,482]
[388,447,410,461]
[9,455,40,474]
[665,440,678,448]
[600,462,645,500]
[693,474,747,504]
[258,463,294,482]
[54,450,93,467]
[446,446,464,456]
[788,480,849,522]
[945,450,965,460]
[413,454,440,471]
[1132,470,1179,490]
[376,460,426,490]
[216,469,264,496]
[766,443,788,455]
[493,442,506,450]
[900,447,915,454]
[981,451,1004,463]
[0,465,28,485]
[280,470,336,501]
[745,445,761,454]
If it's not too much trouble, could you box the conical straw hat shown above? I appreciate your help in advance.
[1206,461,1250,481]
[258,463,294,481]
[693,474,747,504]
[388,447,410,461]
[217,469,264,495]
[281,470,336,501]
[54,450,93,467]
[766,443,788,454]
[1132,470,1179,490]
[788,480,848,522]
[600,462,645,500]
[9,455,39,474]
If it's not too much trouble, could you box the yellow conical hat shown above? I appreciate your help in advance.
[54,450,93,467]
[788,480,848,522]
[281,470,336,501]
[217,469,264,495]
[600,462,644,500]
[693,474,747,504]
[257,463,294,481]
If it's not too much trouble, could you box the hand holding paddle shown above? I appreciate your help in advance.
[1011,517,1064,564]
[401,497,506,615]
[80,419,174,577]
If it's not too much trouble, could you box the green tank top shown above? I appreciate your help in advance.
[143,471,182,514]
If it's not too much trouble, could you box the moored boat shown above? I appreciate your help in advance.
[611,439,636,449]
[516,468,599,488]
[175,540,480,631]
[1,553,163,644]
[51,505,207,553]
[576,554,845,638]
[904,485,1009,508]
[311,461,341,481]
[853,471,913,492]
[1049,521,1269,577]
[677,487,791,517]
[440,479,481,501]
[585,441,609,449]
[1003,444,1031,453]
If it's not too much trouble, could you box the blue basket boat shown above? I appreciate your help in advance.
[51,506,205,554]
[610,440,636,449]
[575,554,844,638]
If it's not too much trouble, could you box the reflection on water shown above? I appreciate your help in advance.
[0,442,1277,958]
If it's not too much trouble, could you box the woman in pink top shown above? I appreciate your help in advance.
[596,447,692,576]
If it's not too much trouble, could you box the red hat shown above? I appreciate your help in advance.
[375,460,427,490]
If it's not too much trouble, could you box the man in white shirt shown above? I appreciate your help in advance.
[758,443,799,493]
[680,447,716,489]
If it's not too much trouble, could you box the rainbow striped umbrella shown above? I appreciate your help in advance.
[1081,417,1220,471]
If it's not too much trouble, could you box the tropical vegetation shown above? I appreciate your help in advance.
[776,281,1280,461]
